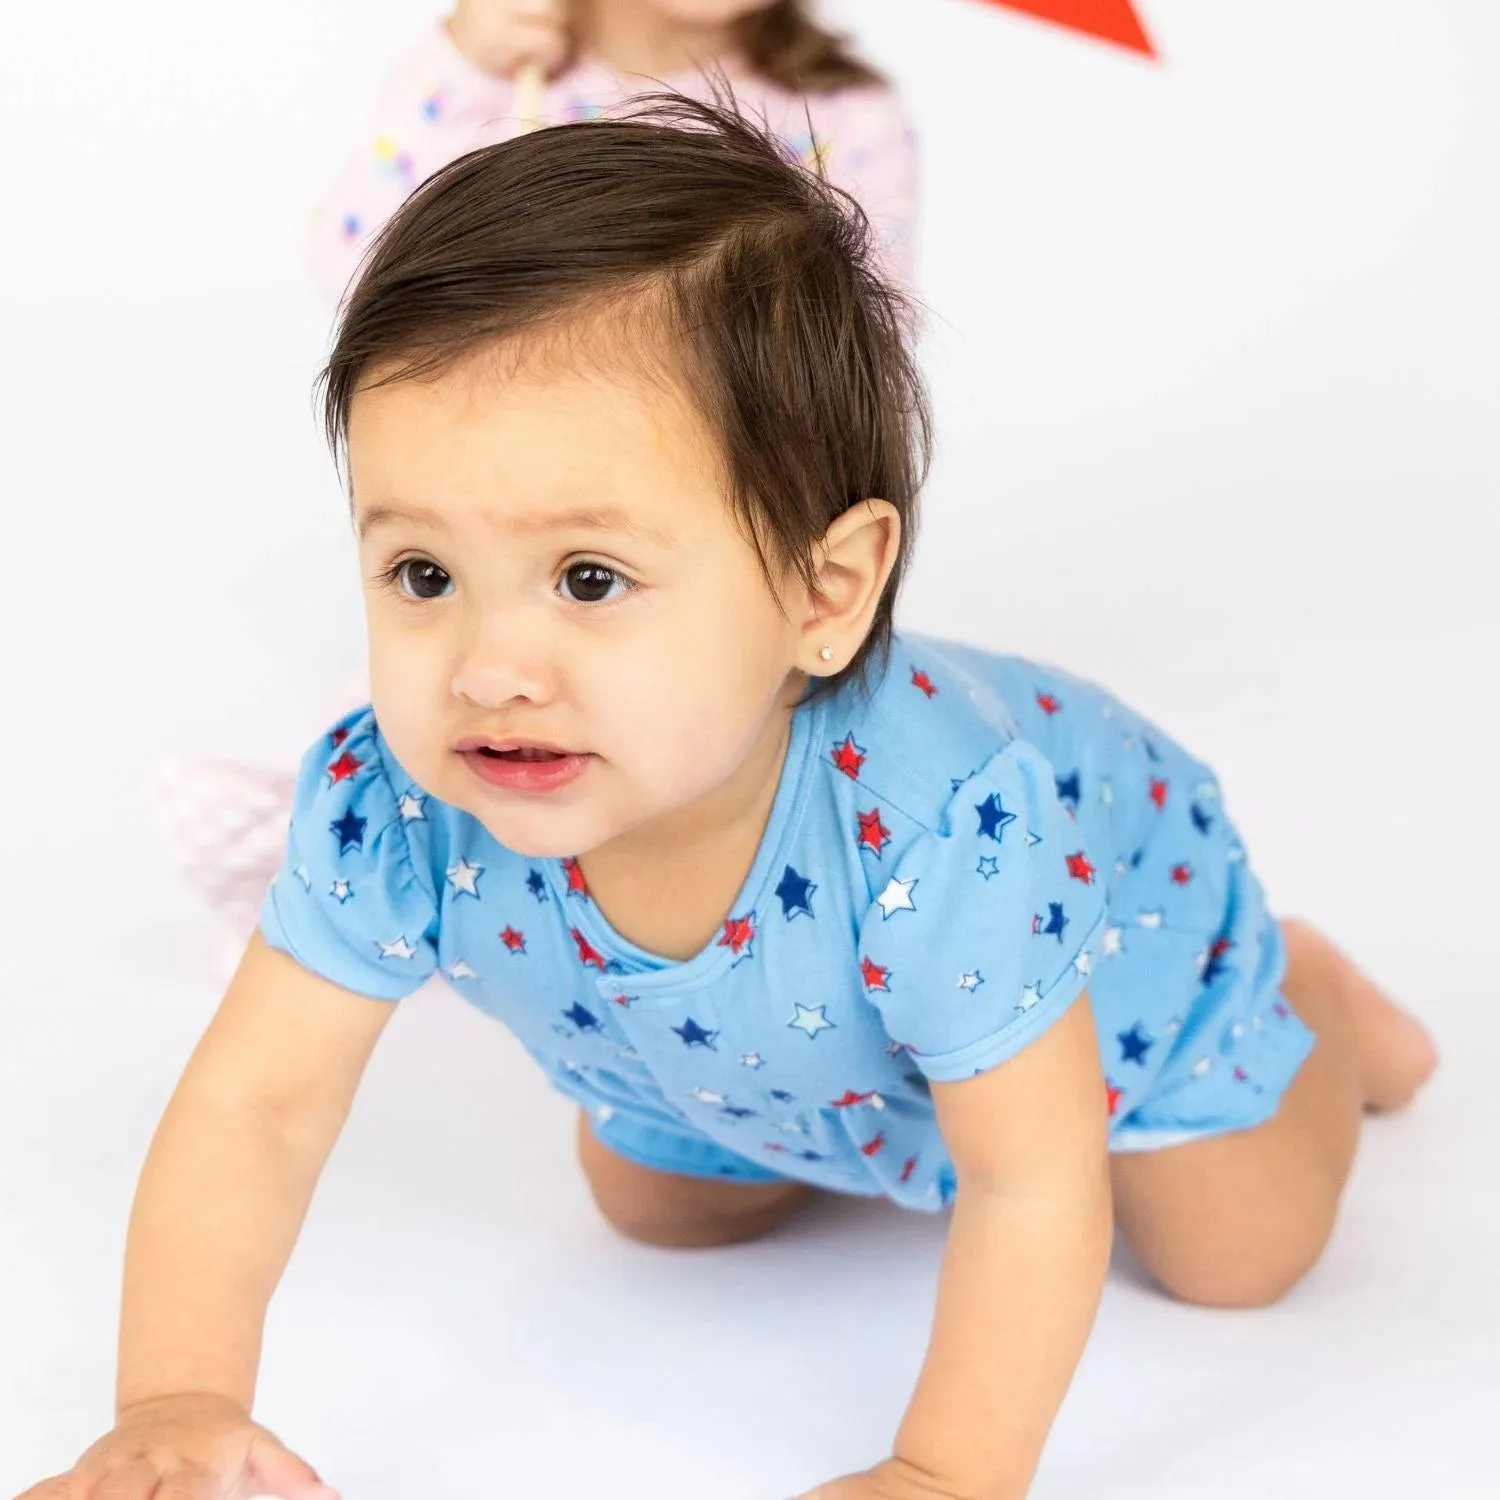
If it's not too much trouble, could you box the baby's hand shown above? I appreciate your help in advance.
[446,0,571,79]
[14,1393,337,1500]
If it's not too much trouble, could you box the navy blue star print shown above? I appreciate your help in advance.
[331,807,366,855]
[775,864,817,919]
[562,1002,600,1032]
[526,868,548,901]
[1118,1023,1154,1065]
[975,792,1018,843]
[1041,901,1069,943]
[673,1017,719,1049]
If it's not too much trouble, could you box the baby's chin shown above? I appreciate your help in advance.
[454,789,631,861]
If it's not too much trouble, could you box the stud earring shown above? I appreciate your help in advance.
[818,646,834,662]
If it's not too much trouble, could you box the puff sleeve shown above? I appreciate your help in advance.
[858,741,1107,1082]
[258,708,440,1000]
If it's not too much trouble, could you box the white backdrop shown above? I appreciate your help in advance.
[2,1,1497,1494]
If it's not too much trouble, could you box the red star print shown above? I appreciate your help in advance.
[859,1132,887,1158]
[1031,913,1043,935]
[1106,1080,1124,1116]
[1065,851,1096,885]
[899,1155,918,1184]
[910,668,938,699]
[1149,779,1169,809]
[831,733,866,780]
[330,726,349,748]
[562,856,589,897]
[856,807,891,856]
[830,1089,879,1109]
[860,955,892,991]
[1233,1066,1249,1083]
[718,913,756,956]
[1209,938,1233,961]
[326,750,364,783]
[974,1,1155,58]
[611,993,633,1007]
[570,927,608,970]
[1036,691,1063,715]
[1170,863,1193,885]
[499,925,526,953]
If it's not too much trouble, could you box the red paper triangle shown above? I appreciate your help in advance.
[973,1,1155,57]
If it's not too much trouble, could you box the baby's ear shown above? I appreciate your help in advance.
[798,500,901,676]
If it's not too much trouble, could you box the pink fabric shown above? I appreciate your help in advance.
[165,27,918,940]
[306,24,919,302]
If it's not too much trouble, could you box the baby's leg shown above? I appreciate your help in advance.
[1110,920,1437,1308]
[575,1112,815,1249]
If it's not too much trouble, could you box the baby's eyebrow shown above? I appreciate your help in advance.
[514,505,677,549]
[356,503,447,541]
[356,501,676,548]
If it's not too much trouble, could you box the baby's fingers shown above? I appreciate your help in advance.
[241,1435,339,1500]
[13,1476,76,1500]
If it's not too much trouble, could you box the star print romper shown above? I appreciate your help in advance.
[260,634,1314,1210]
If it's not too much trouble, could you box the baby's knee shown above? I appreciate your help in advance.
[1150,1214,1335,1309]
[586,1177,808,1249]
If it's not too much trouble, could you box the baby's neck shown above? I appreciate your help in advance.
[574,0,744,80]
[577,706,793,963]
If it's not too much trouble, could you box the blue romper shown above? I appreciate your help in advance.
[260,635,1313,1212]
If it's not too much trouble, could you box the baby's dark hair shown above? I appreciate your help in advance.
[321,94,930,698]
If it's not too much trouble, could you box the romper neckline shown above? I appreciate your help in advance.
[543,692,829,1001]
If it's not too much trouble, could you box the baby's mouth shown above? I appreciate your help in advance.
[476,746,566,762]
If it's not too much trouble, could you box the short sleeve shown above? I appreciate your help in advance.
[858,741,1107,1082]
[258,708,440,1000]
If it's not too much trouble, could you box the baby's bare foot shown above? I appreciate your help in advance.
[1281,919,1438,1112]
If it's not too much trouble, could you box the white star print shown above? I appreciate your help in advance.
[691,1087,726,1106]
[957,970,983,992]
[446,858,483,897]
[293,862,311,890]
[1191,1057,1212,1078]
[596,1105,615,1124]
[875,877,918,919]
[787,1003,835,1037]
[397,791,427,822]
[1073,951,1092,978]
[1100,779,1114,808]
[777,1118,805,1134]
[1103,926,1124,957]
[1137,909,1164,929]
[445,959,477,981]
[1025,830,1042,848]
[378,936,417,960]
[330,878,353,904]
[1016,984,1041,1012]
[740,1052,764,1069]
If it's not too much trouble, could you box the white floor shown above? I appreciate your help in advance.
[3,1,1498,1494]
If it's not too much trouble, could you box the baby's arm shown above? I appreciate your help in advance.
[819,995,1112,1500]
[902,995,1111,1494]
[24,933,395,1499]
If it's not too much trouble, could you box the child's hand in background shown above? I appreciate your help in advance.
[15,1393,336,1500]
[446,0,571,79]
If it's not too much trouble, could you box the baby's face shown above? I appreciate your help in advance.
[348,341,808,859]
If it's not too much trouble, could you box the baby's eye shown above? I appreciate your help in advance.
[558,562,632,604]
[394,559,453,600]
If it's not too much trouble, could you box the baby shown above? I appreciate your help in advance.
[27,98,1437,1500]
